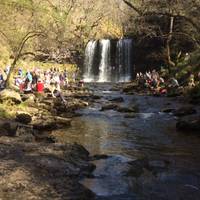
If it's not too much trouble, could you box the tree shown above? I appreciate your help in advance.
[120,0,200,68]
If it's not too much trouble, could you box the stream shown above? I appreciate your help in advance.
[56,83,200,200]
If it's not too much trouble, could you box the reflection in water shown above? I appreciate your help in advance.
[54,83,200,200]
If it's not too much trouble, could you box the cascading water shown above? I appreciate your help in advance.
[118,39,133,82]
[98,39,111,82]
[83,40,97,82]
[83,38,133,82]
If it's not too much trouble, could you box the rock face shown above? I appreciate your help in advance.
[0,89,22,104]
[176,117,200,132]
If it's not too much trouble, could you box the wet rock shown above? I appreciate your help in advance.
[0,122,17,137]
[176,117,200,132]
[117,106,138,113]
[0,89,21,104]
[173,106,197,117]
[109,97,124,103]
[90,154,109,161]
[15,113,32,124]
[161,108,176,113]
[100,104,118,111]
[122,83,138,93]
[126,157,149,178]
[124,113,137,118]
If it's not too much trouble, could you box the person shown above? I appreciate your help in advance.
[188,74,195,88]
[24,71,33,92]
[36,78,44,93]
[0,69,5,89]
[50,81,66,103]
[168,77,179,88]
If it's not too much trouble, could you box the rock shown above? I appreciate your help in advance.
[122,83,138,93]
[15,124,35,142]
[21,94,36,103]
[0,122,17,136]
[117,106,138,113]
[126,157,149,178]
[100,104,118,111]
[54,116,71,127]
[16,113,32,124]
[90,154,109,161]
[124,113,137,118]
[33,119,57,131]
[0,89,22,104]
[173,106,197,116]
[161,108,175,113]
[33,131,56,143]
[176,117,200,132]
[109,97,124,103]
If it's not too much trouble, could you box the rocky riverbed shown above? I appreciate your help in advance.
[0,82,200,200]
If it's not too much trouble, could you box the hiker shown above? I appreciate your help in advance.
[50,81,66,103]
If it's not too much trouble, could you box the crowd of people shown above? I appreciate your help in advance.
[0,66,85,102]
[136,70,200,95]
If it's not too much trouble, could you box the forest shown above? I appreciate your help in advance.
[0,0,199,70]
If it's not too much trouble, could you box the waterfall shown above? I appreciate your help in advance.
[117,39,132,82]
[84,40,97,82]
[98,39,111,82]
[83,38,133,82]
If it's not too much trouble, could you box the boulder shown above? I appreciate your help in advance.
[16,112,32,124]
[0,89,21,104]
[173,106,197,117]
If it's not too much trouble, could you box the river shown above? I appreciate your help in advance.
[55,83,200,200]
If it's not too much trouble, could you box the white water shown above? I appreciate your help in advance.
[83,39,133,83]
[84,40,97,82]
[98,39,111,82]
[117,39,132,82]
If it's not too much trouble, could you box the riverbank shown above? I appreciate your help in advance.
[0,84,102,200]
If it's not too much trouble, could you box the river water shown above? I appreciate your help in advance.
[55,83,200,200]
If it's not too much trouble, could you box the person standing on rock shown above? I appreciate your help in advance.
[50,81,66,104]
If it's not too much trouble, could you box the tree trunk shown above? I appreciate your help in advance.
[166,16,175,68]
[5,58,17,89]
